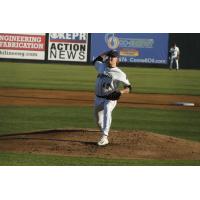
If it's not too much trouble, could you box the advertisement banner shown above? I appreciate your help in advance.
[0,33,45,60]
[48,33,88,62]
[90,33,169,64]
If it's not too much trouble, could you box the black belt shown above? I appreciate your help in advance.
[96,95,107,99]
[97,74,111,78]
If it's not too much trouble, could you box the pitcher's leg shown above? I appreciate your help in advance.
[94,105,104,132]
[102,100,117,136]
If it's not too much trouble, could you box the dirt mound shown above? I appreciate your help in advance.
[0,129,200,160]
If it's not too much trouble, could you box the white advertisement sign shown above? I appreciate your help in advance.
[48,33,88,62]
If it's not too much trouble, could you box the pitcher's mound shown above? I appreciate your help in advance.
[0,129,200,160]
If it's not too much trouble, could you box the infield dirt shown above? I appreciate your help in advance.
[0,88,200,110]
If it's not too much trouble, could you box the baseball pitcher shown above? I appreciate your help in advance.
[93,50,132,146]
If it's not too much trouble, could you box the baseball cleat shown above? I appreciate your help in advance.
[97,135,109,146]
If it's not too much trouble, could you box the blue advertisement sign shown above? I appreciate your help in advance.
[90,33,169,64]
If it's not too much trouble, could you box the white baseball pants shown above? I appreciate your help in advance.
[94,97,117,136]
[170,56,179,69]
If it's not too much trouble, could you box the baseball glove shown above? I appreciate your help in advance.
[106,91,121,100]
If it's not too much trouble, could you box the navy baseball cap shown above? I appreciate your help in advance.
[107,50,119,58]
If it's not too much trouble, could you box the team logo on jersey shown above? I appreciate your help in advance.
[105,33,120,49]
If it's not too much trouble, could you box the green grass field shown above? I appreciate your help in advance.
[0,152,200,166]
[0,61,200,165]
[0,62,200,95]
[0,106,200,141]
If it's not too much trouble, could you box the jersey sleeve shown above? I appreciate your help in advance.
[94,61,106,73]
[118,71,131,86]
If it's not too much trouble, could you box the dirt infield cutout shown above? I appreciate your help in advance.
[0,88,199,110]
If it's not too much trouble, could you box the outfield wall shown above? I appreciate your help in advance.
[0,33,200,68]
